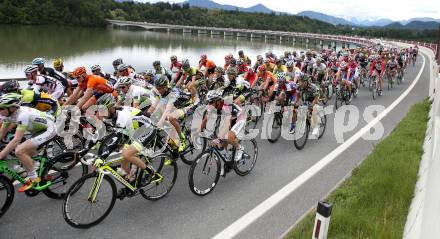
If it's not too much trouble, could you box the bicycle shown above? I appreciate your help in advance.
[62,147,177,228]
[293,102,326,150]
[387,70,395,90]
[188,134,258,196]
[334,79,350,110]
[0,144,87,218]
[371,74,382,100]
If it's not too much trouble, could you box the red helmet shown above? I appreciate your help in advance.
[72,67,86,78]
[258,64,266,72]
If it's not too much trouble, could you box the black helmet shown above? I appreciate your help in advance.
[1,80,20,94]
[153,60,161,67]
[112,58,123,66]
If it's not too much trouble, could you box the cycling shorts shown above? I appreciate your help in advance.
[29,120,57,148]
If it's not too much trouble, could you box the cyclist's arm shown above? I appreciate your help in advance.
[0,124,23,160]
[65,87,82,105]
[76,88,93,109]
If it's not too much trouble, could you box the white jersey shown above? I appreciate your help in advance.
[29,75,64,100]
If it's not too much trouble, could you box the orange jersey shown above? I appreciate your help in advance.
[80,75,115,95]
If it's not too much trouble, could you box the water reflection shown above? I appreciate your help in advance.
[0,25,346,78]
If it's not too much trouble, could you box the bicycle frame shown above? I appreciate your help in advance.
[0,156,51,187]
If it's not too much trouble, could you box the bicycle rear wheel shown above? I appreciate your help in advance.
[41,152,88,199]
[188,150,221,196]
[0,175,14,218]
[234,139,258,176]
[267,113,282,143]
[63,173,117,229]
[140,153,177,201]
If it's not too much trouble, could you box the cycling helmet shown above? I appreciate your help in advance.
[91,65,102,72]
[153,60,161,67]
[285,61,294,68]
[215,66,224,74]
[96,94,116,109]
[206,89,223,103]
[112,58,123,66]
[24,65,39,74]
[200,54,207,60]
[238,50,244,55]
[32,57,45,65]
[1,80,20,93]
[182,59,190,70]
[340,62,347,69]
[275,72,287,81]
[117,64,129,72]
[72,66,87,78]
[256,55,263,61]
[258,64,266,72]
[229,58,237,66]
[300,75,311,82]
[53,58,63,68]
[154,75,169,87]
[264,58,270,64]
[0,93,22,108]
[275,58,282,64]
[118,76,132,85]
[170,55,177,61]
[224,54,233,60]
[226,67,237,76]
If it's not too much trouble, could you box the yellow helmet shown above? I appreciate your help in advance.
[53,58,63,68]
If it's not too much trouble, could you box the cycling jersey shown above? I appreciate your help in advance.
[300,83,320,102]
[40,67,68,91]
[273,65,287,74]
[80,74,116,96]
[29,75,64,100]
[20,89,59,116]
[286,67,302,81]
[1,106,56,147]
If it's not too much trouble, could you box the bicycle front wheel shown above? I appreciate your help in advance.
[0,175,14,218]
[140,153,177,201]
[62,173,117,229]
[188,150,221,196]
[234,139,258,176]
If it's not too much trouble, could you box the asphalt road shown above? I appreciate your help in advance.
[0,54,430,239]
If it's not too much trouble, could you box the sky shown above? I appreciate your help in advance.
[139,0,440,21]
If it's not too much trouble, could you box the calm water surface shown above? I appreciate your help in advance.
[0,25,345,78]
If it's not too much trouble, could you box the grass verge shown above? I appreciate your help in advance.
[287,99,431,239]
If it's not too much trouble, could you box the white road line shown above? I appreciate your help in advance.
[212,55,427,239]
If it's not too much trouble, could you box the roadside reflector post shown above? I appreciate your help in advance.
[312,201,332,239]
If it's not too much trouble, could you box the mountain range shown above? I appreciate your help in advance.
[132,0,440,29]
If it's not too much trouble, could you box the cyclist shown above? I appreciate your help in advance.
[337,62,355,99]
[65,66,117,112]
[148,76,195,153]
[116,76,154,110]
[273,72,298,133]
[0,80,59,116]
[253,55,264,72]
[198,55,216,78]
[238,50,251,65]
[294,75,320,137]
[117,64,146,88]
[153,60,172,80]
[263,58,275,73]
[273,58,287,74]
[209,67,227,90]
[53,58,64,73]
[285,61,302,83]
[201,89,248,175]
[94,94,157,184]
[0,93,57,192]
[112,58,124,77]
[369,56,385,94]
[223,67,250,106]
[25,65,65,101]
[91,65,114,82]
[258,64,277,103]
[170,55,182,81]
[32,57,68,91]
